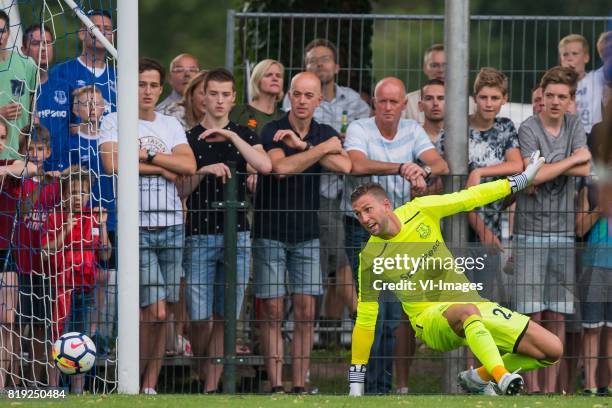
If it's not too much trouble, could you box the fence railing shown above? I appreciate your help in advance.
[9,171,610,394]
[227,12,608,123]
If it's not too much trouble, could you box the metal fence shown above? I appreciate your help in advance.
[147,171,605,394]
[4,8,611,395]
[7,168,610,394]
[227,12,608,122]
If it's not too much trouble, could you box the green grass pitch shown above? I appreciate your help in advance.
[2,394,608,407]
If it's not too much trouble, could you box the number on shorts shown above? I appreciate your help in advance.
[492,307,512,320]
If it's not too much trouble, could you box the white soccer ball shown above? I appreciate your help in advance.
[52,332,97,375]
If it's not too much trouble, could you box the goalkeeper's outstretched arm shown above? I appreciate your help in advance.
[410,150,545,220]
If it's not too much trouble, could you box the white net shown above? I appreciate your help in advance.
[0,0,117,393]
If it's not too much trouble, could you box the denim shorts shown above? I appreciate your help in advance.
[183,231,250,321]
[139,224,185,308]
[580,266,612,328]
[252,238,322,298]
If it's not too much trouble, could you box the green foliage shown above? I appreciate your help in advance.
[238,0,374,101]
[139,0,241,68]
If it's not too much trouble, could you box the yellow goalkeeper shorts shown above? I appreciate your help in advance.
[412,301,530,353]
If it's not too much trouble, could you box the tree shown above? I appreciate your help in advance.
[237,0,373,99]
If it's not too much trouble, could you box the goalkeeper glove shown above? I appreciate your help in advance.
[508,150,545,193]
[348,364,366,396]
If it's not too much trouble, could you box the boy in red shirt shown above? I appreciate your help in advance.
[13,125,61,383]
[42,166,111,392]
[0,121,37,390]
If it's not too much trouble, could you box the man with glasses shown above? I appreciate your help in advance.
[0,10,37,160]
[49,9,116,115]
[403,44,475,124]
[157,53,200,112]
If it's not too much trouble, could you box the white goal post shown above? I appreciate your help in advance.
[59,0,140,394]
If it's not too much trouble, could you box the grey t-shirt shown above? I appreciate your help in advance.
[514,113,587,236]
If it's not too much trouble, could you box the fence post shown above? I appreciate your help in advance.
[443,0,470,394]
[215,162,241,393]
[225,9,236,72]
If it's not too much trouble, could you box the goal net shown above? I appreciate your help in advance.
[0,0,117,393]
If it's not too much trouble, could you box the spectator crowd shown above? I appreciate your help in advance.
[0,8,611,396]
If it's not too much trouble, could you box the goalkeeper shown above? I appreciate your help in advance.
[348,151,563,396]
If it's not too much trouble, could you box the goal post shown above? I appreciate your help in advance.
[59,0,140,394]
[115,0,139,395]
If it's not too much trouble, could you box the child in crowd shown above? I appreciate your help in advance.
[467,67,523,301]
[42,167,111,393]
[14,124,61,384]
[69,85,116,345]
[559,33,606,134]
[0,121,37,390]
[514,66,591,394]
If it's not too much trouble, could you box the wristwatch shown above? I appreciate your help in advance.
[146,149,157,163]
[303,141,313,151]
[422,165,432,180]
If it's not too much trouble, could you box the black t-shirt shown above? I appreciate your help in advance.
[253,113,338,243]
[185,121,260,235]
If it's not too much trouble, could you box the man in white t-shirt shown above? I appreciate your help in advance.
[342,77,448,393]
[559,33,606,134]
[99,58,196,395]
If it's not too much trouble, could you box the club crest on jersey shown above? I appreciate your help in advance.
[416,223,431,239]
[54,90,68,105]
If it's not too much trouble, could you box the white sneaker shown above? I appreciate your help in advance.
[483,382,499,396]
[497,372,524,395]
[142,387,157,395]
[457,369,488,394]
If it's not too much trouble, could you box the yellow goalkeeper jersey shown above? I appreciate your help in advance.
[355,179,512,331]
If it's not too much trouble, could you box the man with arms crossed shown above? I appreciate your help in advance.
[513,66,591,394]
[284,38,371,342]
[253,71,351,393]
[99,58,196,394]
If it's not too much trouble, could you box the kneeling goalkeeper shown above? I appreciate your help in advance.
[348,151,563,396]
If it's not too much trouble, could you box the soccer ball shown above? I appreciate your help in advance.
[52,332,97,375]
